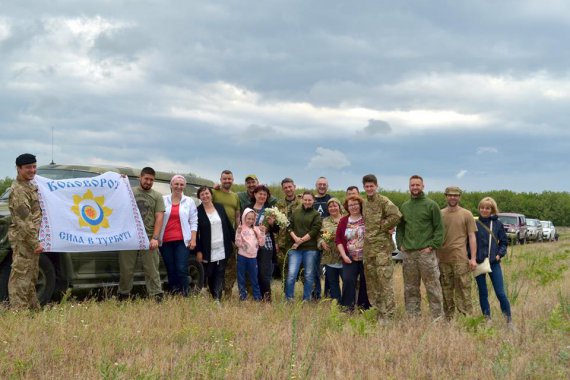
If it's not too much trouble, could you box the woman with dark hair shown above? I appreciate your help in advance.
[318,197,344,303]
[285,191,323,301]
[474,196,513,329]
[336,195,366,311]
[248,184,278,301]
[195,186,235,302]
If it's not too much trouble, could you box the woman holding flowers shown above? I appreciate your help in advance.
[318,197,344,302]
[249,184,279,301]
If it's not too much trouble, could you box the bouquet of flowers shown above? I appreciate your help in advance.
[263,207,290,228]
[321,230,335,245]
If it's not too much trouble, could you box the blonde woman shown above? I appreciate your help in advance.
[475,197,512,328]
[159,175,197,296]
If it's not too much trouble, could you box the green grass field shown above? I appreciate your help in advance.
[1,235,569,379]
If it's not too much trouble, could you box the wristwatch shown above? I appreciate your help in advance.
[152,236,159,240]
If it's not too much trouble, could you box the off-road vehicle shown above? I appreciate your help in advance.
[0,163,212,305]
[497,212,528,245]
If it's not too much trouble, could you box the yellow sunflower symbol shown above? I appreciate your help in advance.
[71,189,113,234]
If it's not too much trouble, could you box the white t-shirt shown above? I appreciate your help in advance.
[207,210,225,262]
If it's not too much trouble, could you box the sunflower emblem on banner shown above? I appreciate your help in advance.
[71,190,113,233]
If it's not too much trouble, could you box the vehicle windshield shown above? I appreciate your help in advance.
[37,169,98,180]
[540,221,550,228]
[0,188,11,202]
[498,216,517,225]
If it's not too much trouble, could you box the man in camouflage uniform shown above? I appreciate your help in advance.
[362,174,401,320]
[8,153,44,310]
[396,175,445,319]
[275,178,302,279]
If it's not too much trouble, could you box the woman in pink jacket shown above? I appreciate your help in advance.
[235,208,265,301]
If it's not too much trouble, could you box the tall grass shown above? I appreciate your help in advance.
[0,240,569,379]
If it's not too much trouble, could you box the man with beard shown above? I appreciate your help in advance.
[237,174,277,213]
[438,186,477,319]
[212,170,240,297]
[275,178,302,278]
[396,175,445,319]
[118,167,165,301]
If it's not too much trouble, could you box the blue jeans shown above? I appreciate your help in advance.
[324,265,342,303]
[237,255,262,301]
[475,261,512,319]
[159,240,190,296]
[285,250,318,301]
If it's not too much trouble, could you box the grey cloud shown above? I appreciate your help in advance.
[363,119,392,135]
[307,147,350,170]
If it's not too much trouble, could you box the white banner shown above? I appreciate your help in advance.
[35,172,149,252]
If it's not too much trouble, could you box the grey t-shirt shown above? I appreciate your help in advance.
[133,187,165,238]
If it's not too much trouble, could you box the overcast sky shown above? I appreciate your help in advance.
[1,1,569,193]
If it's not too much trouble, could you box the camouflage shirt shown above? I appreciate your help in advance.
[275,195,302,250]
[8,179,42,250]
[363,193,401,243]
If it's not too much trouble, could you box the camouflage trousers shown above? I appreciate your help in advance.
[119,248,163,297]
[363,251,395,319]
[439,262,473,319]
[223,249,237,298]
[402,250,443,319]
[8,243,40,310]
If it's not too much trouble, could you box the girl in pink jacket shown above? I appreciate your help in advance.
[235,208,264,301]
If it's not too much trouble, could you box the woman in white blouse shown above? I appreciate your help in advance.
[159,175,197,296]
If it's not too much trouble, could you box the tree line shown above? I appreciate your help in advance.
[2,177,568,226]
[378,189,570,227]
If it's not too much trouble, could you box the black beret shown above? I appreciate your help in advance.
[15,153,37,166]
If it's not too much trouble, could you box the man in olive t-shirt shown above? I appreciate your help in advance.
[212,169,240,298]
[438,186,477,319]
[118,167,165,301]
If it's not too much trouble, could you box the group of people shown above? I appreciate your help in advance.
[7,153,513,328]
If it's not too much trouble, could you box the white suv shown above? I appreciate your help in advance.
[540,220,556,242]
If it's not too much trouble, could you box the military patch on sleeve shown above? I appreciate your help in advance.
[15,204,30,219]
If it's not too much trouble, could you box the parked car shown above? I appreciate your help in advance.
[526,218,543,242]
[540,220,556,242]
[497,212,528,244]
[0,163,213,305]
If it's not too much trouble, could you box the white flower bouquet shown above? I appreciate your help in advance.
[263,207,290,228]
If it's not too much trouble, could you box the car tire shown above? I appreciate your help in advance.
[188,256,204,295]
[37,254,56,305]
[0,254,55,306]
[0,257,11,305]
[519,234,526,245]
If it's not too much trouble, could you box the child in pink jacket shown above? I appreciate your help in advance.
[235,208,265,301]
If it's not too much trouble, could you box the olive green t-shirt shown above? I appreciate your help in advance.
[212,189,240,228]
[437,207,477,263]
[133,187,165,238]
